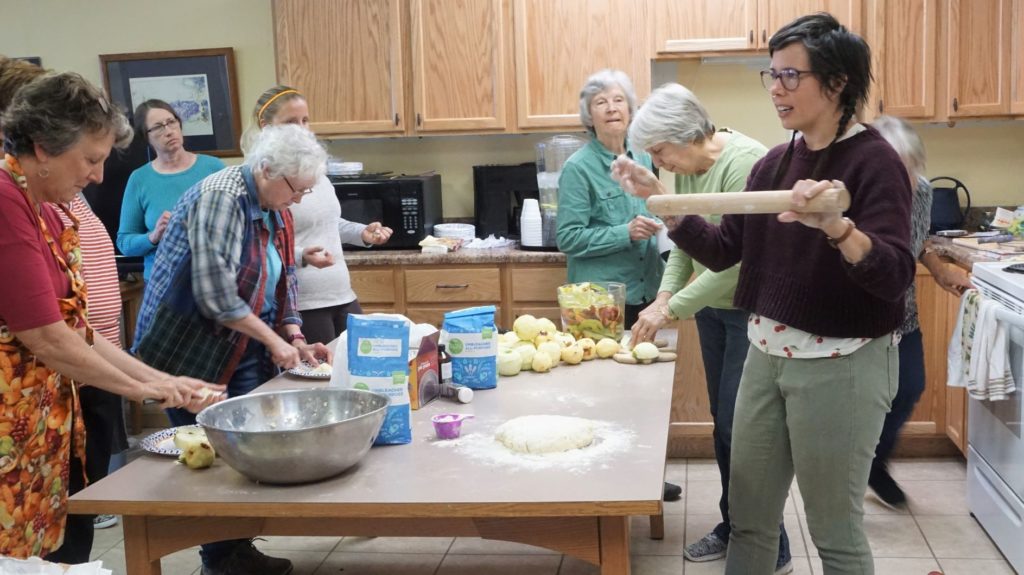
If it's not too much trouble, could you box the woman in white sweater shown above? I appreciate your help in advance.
[249,86,392,343]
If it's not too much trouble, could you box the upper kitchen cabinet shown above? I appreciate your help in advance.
[274,0,406,135]
[1011,0,1024,114]
[513,0,651,129]
[945,0,1013,118]
[865,0,938,118]
[652,0,861,55]
[410,0,510,132]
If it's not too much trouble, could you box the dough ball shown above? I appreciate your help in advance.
[495,415,595,454]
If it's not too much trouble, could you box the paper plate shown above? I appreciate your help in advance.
[140,425,203,457]
[287,362,333,379]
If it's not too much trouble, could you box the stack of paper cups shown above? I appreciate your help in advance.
[520,198,543,246]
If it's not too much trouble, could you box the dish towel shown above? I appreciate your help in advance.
[948,289,1015,400]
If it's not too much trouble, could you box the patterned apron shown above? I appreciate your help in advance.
[0,155,89,558]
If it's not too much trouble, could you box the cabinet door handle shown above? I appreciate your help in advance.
[878,99,884,114]
[436,283,469,289]
[394,113,400,126]
[952,97,959,112]
[762,29,767,43]
[749,30,754,44]
[417,112,422,127]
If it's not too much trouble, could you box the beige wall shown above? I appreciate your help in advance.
[3,1,1022,217]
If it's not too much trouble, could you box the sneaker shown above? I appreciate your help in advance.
[93,514,118,529]
[868,462,907,508]
[684,531,727,562]
[775,558,794,575]
[663,481,682,502]
[201,541,293,575]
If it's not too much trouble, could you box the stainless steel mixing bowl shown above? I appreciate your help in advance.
[195,388,389,484]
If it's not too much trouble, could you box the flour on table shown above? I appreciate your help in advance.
[495,415,594,454]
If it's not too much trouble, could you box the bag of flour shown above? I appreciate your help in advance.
[440,305,498,390]
[347,314,411,445]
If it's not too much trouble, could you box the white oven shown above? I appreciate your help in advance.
[966,261,1024,573]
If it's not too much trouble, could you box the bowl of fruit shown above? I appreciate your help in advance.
[557,282,626,342]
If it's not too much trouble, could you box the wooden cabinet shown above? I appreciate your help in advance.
[1010,0,1024,114]
[274,0,510,136]
[512,0,651,129]
[274,0,406,135]
[652,0,861,55]
[668,263,966,458]
[946,0,1013,118]
[866,0,938,118]
[349,260,564,329]
[409,0,510,132]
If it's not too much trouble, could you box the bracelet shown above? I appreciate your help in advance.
[287,333,306,344]
[826,217,856,249]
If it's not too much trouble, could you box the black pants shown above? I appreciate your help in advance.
[299,299,363,345]
[45,387,125,564]
[873,328,926,464]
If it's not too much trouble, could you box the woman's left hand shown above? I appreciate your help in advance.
[777,179,846,231]
[295,341,333,366]
[631,304,670,344]
[934,266,973,296]
[362,222,393,245]
[302,246,335,268]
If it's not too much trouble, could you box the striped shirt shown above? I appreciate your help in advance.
[133,165,300,349]
[57,196,123,348]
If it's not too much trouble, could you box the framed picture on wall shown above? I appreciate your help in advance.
[100,47,242,157]
[13,57,42,67]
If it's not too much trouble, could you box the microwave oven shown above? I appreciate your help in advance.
[331,173,443,249]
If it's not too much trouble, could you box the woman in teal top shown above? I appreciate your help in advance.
[556,69,663,328]
[117,99,224,279]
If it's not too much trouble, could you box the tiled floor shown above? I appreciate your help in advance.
[87,457,1017,574]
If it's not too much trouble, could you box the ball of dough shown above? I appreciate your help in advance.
[495,415,595,454]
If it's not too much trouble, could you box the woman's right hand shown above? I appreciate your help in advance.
[146,377,225,412]
[148,211,172,244]
[302,246,335,268]
[268,337,302,369]
[629,215,662,241]
[610,155,664,199]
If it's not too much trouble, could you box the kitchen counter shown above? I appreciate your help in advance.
[344,246,566,266]
[930,236,1023,271]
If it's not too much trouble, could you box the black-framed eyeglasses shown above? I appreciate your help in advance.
[283,175,313,197]
[760,68,814,91]
[145,117,180,135]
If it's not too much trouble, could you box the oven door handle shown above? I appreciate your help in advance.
[994,307,1024,331]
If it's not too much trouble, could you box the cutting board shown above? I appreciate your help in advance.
[951,237,1024,257]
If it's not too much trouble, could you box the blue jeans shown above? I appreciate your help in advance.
[165,341,274,566]
[694,308,790,564]
[873,329,925,465]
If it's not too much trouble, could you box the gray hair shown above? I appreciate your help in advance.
[872,115,926,180]
[578,69,637,135]
[244,123,327,181]
[629,83,715,151]
[2,72,132,156]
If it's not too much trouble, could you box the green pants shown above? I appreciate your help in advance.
[724,336,897,575]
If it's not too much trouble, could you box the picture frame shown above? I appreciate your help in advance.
[13,57,42,67]
[100,47,242,157]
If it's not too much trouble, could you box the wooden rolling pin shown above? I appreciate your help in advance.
[646,187,850,217]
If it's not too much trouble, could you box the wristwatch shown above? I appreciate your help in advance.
[826,217,856,248]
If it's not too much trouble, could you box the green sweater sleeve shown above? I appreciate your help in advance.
[667,263,741,320]
[658,247,693,295]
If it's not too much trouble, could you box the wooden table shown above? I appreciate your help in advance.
[71,334,675,575]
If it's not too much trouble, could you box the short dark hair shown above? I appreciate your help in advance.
[2,71,132,157]
[133,99,181,141]
[767,12,873,186]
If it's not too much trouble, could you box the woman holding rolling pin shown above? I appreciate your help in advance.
[613,13,914,574]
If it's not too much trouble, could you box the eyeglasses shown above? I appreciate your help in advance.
[760,68,814,91]
[283,175,313,197]
[146,117,180,135]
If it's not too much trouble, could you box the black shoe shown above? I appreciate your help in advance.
[201,540,293,575]
[868,462,906,508]
[663,481,682,502]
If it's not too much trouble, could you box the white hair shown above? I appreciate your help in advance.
[244,123,327,181]
[872,115,926,180]
[629,83,715,151]
[578,69,637,135]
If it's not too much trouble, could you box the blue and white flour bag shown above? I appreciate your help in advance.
[440,305,498,390]
[346,314,411,445]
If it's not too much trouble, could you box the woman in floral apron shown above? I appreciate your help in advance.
[0,71,220,559]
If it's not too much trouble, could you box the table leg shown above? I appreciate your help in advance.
[123,516,162,575]
[648,513,664,540]
[599,516,630,575]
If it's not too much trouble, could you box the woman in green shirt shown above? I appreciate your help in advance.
[556,69,663,329]
[626,83,792,574]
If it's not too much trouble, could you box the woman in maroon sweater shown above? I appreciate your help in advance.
[615,13,914,575]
